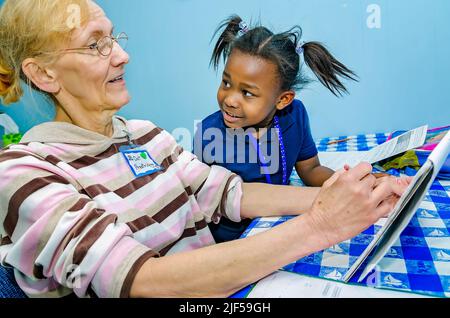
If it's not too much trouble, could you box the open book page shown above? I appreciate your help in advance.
[343,130,450,283]
[318,125,428,171]
[248,271,429,298]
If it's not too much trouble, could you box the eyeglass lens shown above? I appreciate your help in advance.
[98,34,128,56]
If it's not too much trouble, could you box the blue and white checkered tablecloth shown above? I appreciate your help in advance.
[240,133,450,298]
[316,133,389,152]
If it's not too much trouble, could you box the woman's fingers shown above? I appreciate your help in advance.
[323,167,347,187]
[398,176,414,186]
[345,162,373,181]
[379,194,400,217]
[371,176,409,208]
[375,197,397,219]
[360,172,377,190]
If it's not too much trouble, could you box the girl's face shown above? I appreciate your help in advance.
[217,49,285,129]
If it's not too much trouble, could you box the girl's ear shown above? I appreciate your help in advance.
[275,90,295,110]
[22,58,60,94]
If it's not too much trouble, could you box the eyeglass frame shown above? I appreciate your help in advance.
[35,32,128,57]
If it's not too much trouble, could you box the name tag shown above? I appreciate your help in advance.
[120,147,163,177]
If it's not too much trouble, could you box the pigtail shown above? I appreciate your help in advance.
[302,41,358,96]
[210,15,243,70]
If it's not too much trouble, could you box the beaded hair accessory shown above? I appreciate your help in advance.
[295,41,306,55]
[237,21,249,37]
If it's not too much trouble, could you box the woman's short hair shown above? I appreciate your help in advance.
[0,0,91,105]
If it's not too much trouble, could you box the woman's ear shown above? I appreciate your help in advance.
[275,90,295,110]
[22,58,60,94]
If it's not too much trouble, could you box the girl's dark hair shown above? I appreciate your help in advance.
[210,15,358,96]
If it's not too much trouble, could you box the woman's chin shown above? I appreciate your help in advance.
[107,94,131,110]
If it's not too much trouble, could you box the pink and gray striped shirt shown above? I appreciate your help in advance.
[0,116,242,298]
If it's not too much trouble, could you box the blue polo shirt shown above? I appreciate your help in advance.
[193,99,318,185]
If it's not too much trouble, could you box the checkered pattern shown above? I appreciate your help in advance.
[316,133,389,152]
[241,134,450,298]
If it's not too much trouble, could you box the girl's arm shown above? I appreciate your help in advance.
[295,155,334,186]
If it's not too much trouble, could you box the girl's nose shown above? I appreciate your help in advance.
[224,94,239,108]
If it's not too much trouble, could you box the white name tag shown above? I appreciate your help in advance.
[120,148,163,177]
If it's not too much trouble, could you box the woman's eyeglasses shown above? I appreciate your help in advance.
[36,32,128,57]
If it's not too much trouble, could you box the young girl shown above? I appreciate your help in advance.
[194,15,358,242]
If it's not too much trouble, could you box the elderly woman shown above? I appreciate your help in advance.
[0,0,408,298]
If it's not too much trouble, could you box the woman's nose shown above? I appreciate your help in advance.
[111,42,129,66]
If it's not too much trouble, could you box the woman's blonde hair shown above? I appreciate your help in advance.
[0,0,91,105]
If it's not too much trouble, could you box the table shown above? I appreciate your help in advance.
[234,133,450,298]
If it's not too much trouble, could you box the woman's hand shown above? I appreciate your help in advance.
[374,174,413,217]
[304,163,411,247]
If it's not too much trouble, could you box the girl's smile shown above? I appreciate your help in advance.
[222,108,243,124]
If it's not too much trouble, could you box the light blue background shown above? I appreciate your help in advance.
[1,0,449,141]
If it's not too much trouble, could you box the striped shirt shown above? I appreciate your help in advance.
[0,116,242,298]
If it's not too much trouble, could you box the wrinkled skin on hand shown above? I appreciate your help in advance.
[375,175,412,217]
[307,163,412,247]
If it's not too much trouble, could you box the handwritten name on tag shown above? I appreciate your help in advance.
[121,149,162,177]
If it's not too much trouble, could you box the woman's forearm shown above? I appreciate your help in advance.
[130,213,326,298]
[239,183,320,219]
[130,163,410,298]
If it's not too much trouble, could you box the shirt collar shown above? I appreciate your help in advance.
[20,115,128,145]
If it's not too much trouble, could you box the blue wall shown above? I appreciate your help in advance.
[1,0,449,141]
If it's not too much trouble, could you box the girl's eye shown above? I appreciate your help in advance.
[222,80,231,88]
[243,90,254,97]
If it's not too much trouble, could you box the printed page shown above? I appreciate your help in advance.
[248,271,429,298]
[362,125,428,164]
[318,151,367,171]
[318,125,427,171]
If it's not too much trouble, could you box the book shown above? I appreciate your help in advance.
[342,130,450,283]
